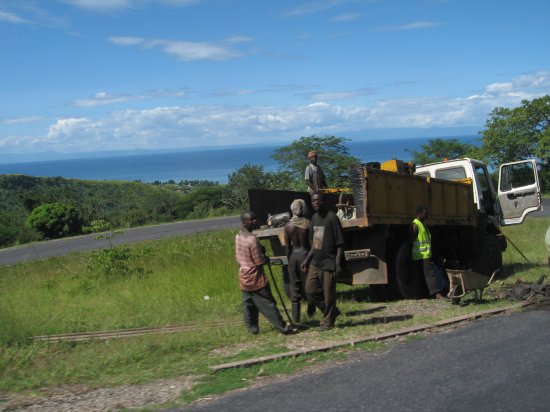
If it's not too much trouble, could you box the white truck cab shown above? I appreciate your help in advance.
[415,158,542,226]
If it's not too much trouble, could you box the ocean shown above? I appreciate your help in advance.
[0,136,478,184]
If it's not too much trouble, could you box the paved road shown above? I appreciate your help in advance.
[0,216,240,266]
[1,198,548,267]
[172,302,550,412]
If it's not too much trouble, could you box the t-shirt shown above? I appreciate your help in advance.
[235,232,268,292]
[305,163,327,194]
[309,210,344,271]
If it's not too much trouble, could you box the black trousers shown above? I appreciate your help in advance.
[288,249,308,303]
[242,285,287,332]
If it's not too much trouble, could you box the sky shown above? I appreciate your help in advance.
[1,0,550,160]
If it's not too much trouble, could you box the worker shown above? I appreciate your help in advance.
[305,151,327,195]
[409,205,445,299]
[283,199,316,324]
[301,192,344,330]
[235,210,294,335]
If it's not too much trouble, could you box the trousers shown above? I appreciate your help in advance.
[241,285,287,332]
[305,264,337,328]
[288,249,308,303]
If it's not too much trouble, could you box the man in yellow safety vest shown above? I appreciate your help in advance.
[409,205,445,299]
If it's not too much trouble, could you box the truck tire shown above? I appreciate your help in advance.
[395,242,428,299]
[474,234,502,276]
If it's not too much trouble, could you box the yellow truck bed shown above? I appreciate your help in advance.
[349,166,476,227]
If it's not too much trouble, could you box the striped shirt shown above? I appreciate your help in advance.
[235,232,268,292]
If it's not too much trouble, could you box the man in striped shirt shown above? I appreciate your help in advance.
[235,210,293,335]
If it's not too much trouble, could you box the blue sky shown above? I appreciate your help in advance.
[1,0,549,159]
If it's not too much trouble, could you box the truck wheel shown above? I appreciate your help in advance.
[395,242,428,299]
[475,235,502,276]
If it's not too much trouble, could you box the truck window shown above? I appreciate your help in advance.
[474,165,490,191]
[500,161,537,192]
[435,167,466,180]
[474,165,495,215]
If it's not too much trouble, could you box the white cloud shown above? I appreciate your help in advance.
[486,82,513,93]
[109,36,144,46]
[62,0,132,11]
[3,71,549,153]
[378,21,442,31]
[62,0,201,11]
[0,10,30,24]
[330,12,361,22]
[225,35,253,43]
[283,0,348,17]
[4,116,44,125]
[72,92,135,107]
[109,36,245,61]
[306,87,377,101]
[146,88,189,98]
[473,71,550,101]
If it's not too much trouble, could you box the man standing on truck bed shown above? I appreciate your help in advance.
[284,199,315,324]
[409,206,445,299]
[235,211,294,335]
[305,151,327,195]
[301,192,344,330]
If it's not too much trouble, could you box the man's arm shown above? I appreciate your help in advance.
[333,216,345,273]
[301,248,313,273]
[335,245,344,274]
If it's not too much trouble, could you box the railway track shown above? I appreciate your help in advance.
[32,320,243,343]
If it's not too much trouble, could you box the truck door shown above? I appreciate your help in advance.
[498,159,542,225]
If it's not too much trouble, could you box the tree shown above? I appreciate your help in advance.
[175,186,225,218]
[272,135,360,189]
[221,164,294,211]
[406,138,478,165]
[26,203,83,239]
[479,95,550,167]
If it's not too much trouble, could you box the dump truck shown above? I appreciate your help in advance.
[249,158,542,299]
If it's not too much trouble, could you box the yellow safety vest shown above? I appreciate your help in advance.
[412,218,431,260]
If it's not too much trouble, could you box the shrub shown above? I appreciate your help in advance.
[26,203,83,239]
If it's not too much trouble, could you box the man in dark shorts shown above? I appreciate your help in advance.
[301,192,344,330]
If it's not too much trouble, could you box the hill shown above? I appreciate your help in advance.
[0,174,225,248]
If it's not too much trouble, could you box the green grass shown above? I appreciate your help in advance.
[1,218,549,408]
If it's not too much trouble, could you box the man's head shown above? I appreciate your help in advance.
[311,191,325,213]
[308,151,318,164]
[416,205,428,221]
[240,210,258,231]
[290,199,307,217]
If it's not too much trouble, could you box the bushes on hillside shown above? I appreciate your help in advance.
[0,175,233,248]
[26,203,83,239]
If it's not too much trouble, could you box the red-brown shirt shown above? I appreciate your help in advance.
[235,232,268,292]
